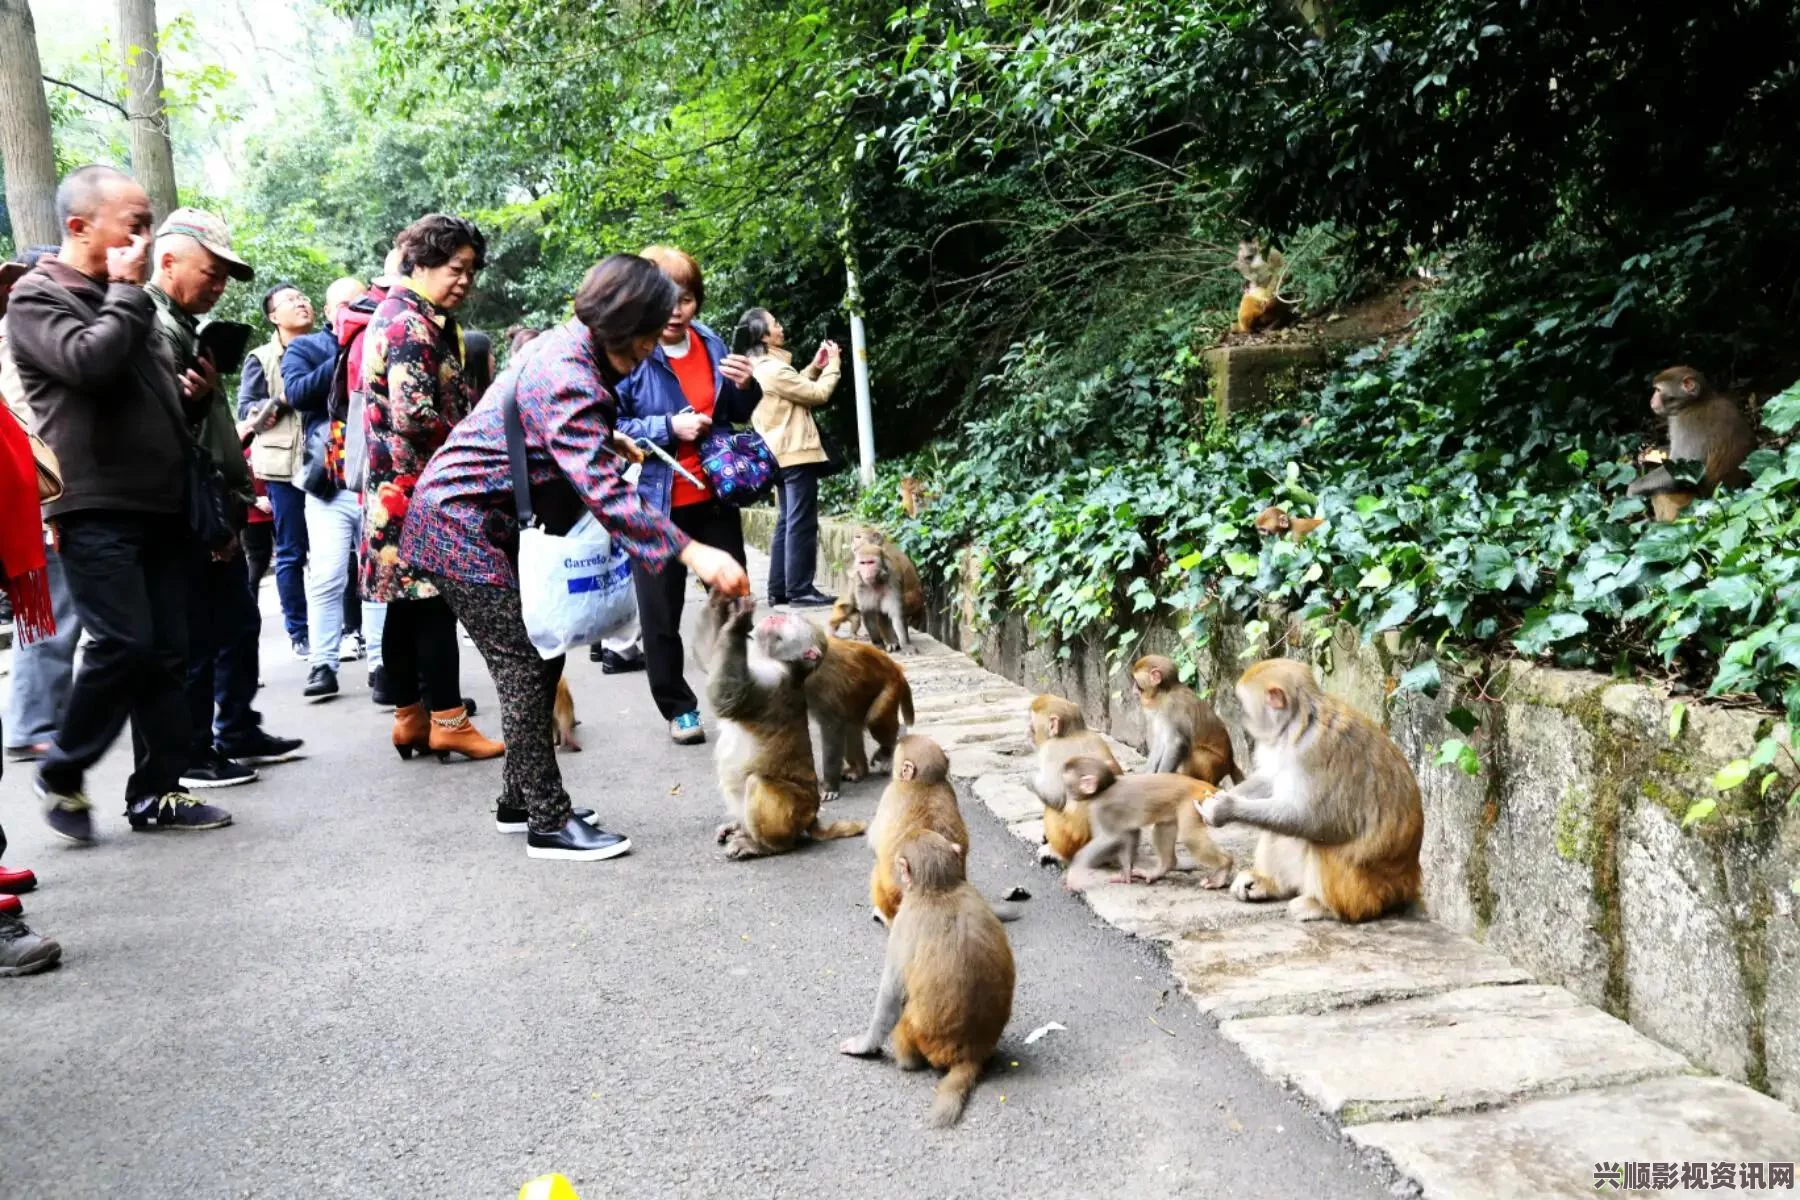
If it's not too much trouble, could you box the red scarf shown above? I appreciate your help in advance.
[0,405,53,645]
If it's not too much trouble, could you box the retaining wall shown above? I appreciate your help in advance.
[743,508,1800,1108]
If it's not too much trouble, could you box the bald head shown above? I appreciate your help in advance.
[324,276,368,324]
[55,165,134,230]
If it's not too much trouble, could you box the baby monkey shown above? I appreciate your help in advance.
[1059,756,1231,890]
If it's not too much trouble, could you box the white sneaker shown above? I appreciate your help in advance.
[339,632,365,662]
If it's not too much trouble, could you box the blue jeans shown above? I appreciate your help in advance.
[767,464,821,599]
[266,480,310,644]
[4,545,80,750]
[187,547,263,756]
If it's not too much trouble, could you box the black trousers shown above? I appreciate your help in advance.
[187,546,263,757]
[38,512,192,805]
[382,595,460,710]
[632,499,744,720]
[767,464,821,600]
[243,522,274,593]
[438,577,570,832]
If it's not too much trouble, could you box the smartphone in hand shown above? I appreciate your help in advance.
[731,323,757,356]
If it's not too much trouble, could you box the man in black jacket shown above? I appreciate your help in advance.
[6,165,232,836]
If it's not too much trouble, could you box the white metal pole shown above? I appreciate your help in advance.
[846,264,876,488]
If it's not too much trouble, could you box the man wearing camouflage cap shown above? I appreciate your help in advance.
[147,207,304,800]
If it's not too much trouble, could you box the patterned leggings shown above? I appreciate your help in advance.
[433,576,570,833]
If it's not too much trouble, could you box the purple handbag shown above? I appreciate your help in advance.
[698,428,777,507]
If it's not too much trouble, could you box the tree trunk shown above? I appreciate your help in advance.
[0,0,59,249]
[117,0,177,222]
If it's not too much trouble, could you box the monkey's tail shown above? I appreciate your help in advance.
[927,1061,982,1128]
[898,678,916,733]
[810,817,867,841]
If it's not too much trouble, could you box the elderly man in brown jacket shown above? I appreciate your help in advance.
[5,165,232,838]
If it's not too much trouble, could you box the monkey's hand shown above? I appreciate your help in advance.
[1198,791,1234,828]
[724,605,757,637]
[838,1035,883,1058]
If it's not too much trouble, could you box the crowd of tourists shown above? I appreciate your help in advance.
[0,163,846,975]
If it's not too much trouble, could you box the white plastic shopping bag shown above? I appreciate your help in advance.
[516,511,636,660]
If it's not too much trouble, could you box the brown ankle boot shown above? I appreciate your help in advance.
[392,702,430,760]
[430,706,504,761]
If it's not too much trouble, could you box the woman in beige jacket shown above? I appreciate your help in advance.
[745,307,841,606]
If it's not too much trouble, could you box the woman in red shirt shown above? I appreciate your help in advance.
[613,247,762,746]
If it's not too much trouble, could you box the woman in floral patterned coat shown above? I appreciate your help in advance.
[361,213,502,761]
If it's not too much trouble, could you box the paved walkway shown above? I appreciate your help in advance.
[0,552,1396,1200]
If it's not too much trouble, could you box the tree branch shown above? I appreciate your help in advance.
[42,75,128,119]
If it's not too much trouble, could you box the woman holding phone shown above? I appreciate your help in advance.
[743,308,841,609]
[613,246,761,746]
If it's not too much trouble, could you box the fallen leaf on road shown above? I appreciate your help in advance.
[669,783,682,796]
[1023,1021,1066,1044]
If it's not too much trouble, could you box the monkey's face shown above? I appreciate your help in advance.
[754,613,824,668]
[855,554,885,584]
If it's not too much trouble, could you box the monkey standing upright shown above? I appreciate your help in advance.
[1026,694,1120,866]
[707,602,865,859]
[867,735,970,924]
[1626,366,1757,522]
[839,830,1015,1128]
[770,616,914,801]
[1199,658,1423,923]
[1059,756,1229,889]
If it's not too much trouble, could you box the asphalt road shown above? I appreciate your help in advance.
[0,565,1395,1200]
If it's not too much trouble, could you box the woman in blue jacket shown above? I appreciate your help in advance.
[614,246,761,746]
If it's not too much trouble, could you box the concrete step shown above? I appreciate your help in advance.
[1166,913,1532,1019]
[1221,984,1689,1123]
[1350,1074,1800,1198]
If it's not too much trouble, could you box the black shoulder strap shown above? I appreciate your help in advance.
[501,373,533,528]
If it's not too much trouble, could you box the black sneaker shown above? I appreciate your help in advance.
[369,665,395,707]
[127,791,233,831]
[598,647,646,675]
[216,730,305,765]
[179,751,259,789]
[0,914,61,976]
[35,780,95,845]
[304,665,339,700]
[788,589,835,608]
[767,593,789,606]
[496,804,599,834]
[526,815,631,861]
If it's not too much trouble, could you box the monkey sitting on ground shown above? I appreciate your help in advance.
[1253,506,1324,543]
[1059,756,1230,890]
[708,601,865,859]
[1027,694,1121,866]
[867,735,971,924]
[772,616,914,801]
[1231,240,1293,335]
[832,528,926,651]
[1198,658,1423,922]
[1626,365,1757,522]
[552,677,580,752]
[1131,655,1240,785]
[839,830,1015,1128]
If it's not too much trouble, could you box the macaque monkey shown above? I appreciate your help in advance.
[839,830,1015,1128]
[867,735,970,924]
[1627,366,1756,522]
[1253,506,1324,543]
[1131,655,1240,784]
[828,595,864,640]
[1060,757,1231,890]
[774,617,914,801]
[1231,240,1293,335]
[1027,694,1120,865]
[1198,658,1423,922]
[551,677,580,752]
[708,602,865,859]
[899,476,932,517]
[834,527,927,650]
